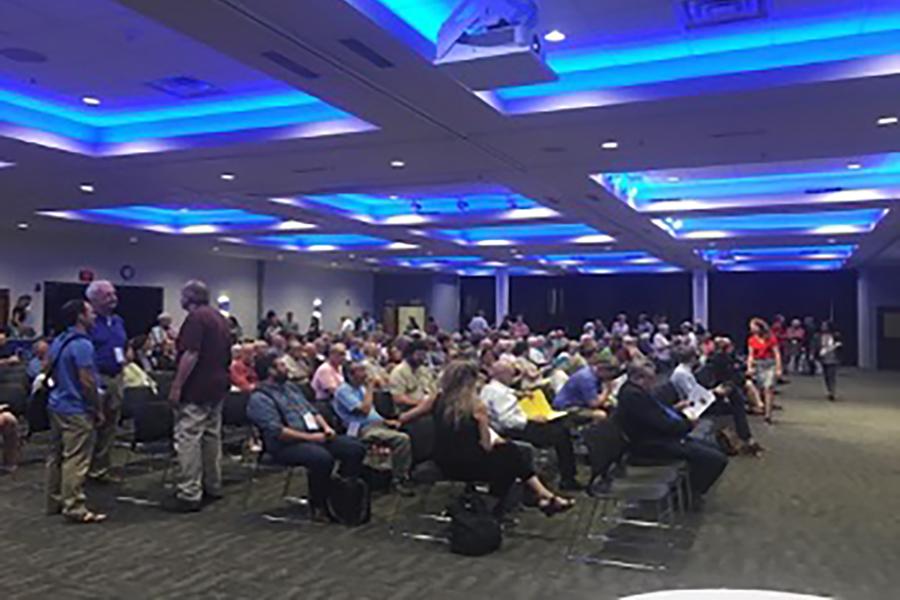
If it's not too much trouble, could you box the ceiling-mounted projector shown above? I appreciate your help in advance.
[435,0,557,90]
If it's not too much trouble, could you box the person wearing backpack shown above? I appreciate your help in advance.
[45,299,107,524]
[247,353,366,523]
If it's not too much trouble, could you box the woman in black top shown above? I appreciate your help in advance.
[430,361,574,517]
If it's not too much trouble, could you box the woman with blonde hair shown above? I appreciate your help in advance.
[430,361,574,518]
[746,318,782,424]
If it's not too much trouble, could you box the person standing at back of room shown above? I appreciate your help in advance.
[165,280,232,512]
[814,321,842,402]
[45,299,106,523]
[85,280,127,484]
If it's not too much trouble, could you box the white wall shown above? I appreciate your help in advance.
[0,231,258,334]
[858,265,900,369]
[262,261,375,333]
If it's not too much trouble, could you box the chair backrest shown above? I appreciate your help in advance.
[1,382,29,416]
[223,391,250,427]
[0,367,27,386]
[133,401,173,445]
[122,386,157,420]
[583,418,627,482]
[373,389,397,419]
[152,371,175,401]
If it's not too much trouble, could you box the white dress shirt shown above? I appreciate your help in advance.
[480,379,527,432]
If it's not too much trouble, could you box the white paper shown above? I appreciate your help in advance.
[681,386,716,421]
[114,347,125,364]
[303,412,320,431]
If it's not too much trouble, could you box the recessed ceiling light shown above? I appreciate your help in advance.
[828,238,838,244]
[212,246,220,252]
[390,160,406,169]
[389,195,399,200]
[80,183,95,193]
[330,261,338,267]
[877,116,899,126]
[81,96,101,106]
[129,236,138,244]
[17,222,28,230]
[220,172,236,181]
[667,176,681,182]
[276,254,284,261]
[544,30,566,43]
[601,140,619,150]
[847,162,862,170]
[349,254,356,259]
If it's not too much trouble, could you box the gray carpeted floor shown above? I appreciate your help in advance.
[2,369,899,599]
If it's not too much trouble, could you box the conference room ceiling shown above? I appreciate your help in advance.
[2,0,900,273]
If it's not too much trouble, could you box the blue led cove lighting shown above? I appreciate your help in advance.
[656,208,888,238]
[438,223,603,242]
[304,190,542,218]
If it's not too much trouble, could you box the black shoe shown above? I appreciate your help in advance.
[87,472,123,485]
[559,479,586,492]
[393,481,416,498]
[162,495,202,513]
[201,492,224,506]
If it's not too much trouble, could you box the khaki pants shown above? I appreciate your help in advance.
[359,423,412,480]
[173,400,223,503]
[89,373,123,478]
[46,412,95,519]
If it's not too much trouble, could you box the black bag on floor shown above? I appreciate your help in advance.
[327,476,371,526]
[448,493,502,557]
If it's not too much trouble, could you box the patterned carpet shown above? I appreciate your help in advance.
[2,369,899,599]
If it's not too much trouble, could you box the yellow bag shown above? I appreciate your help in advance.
[518,389,568,421]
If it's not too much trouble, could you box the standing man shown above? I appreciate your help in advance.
[85,280,127,483]
[166,280,232,512]
[46,299,106,523]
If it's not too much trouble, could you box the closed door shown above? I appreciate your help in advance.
[0,289,8,329]
[876,307,900,370]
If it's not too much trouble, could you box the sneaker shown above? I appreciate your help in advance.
[162,495,202,513]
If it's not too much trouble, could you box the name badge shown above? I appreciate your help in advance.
[303,412,320,431]
[114,347,125,364]
[347,422,361,438]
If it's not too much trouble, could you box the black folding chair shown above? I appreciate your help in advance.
[567,419,679,571]
[121,386,157,421]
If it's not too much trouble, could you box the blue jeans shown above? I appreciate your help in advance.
[272,436,366,508]
[633,438,728,495]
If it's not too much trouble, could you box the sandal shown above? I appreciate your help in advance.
[67,511,107,525]
[538,495,575,517]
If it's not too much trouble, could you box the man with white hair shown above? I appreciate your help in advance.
[481,359,583,490]
[150,313,175,348]
[165,280,232,512]
[84,279,127,483]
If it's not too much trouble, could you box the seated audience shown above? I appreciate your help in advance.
[388,339,436,410]
[548,352,572,394]
[412,361,574,518]
[481,360,582,490]
[671,346,761,457]
[150,312,176,349]
[311,343,346,401]
[551,354,615,418]
[283,339,312,382]
[247,354,365,523]
[617,359,728,498]
[229,343,258,393]
[0,405,19,473]
[0,329,20,367]
[26,338,49,382]
[333,362,414,496]
[122,338,158,393]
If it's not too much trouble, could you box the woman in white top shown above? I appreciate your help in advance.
[653,323,673,372]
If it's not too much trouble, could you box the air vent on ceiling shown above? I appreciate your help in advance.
[339,38,394,69]
[147,76,223,99]
[261,50,320,79]
[681,0,767,28]
[0,47,48,63]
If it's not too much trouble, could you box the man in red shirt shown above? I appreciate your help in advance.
[166,280,232,512]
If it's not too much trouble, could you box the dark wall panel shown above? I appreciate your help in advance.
[43,281,163,339]
[509,273,693,336]
[460,276,495,329]
[709,270,858,365]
